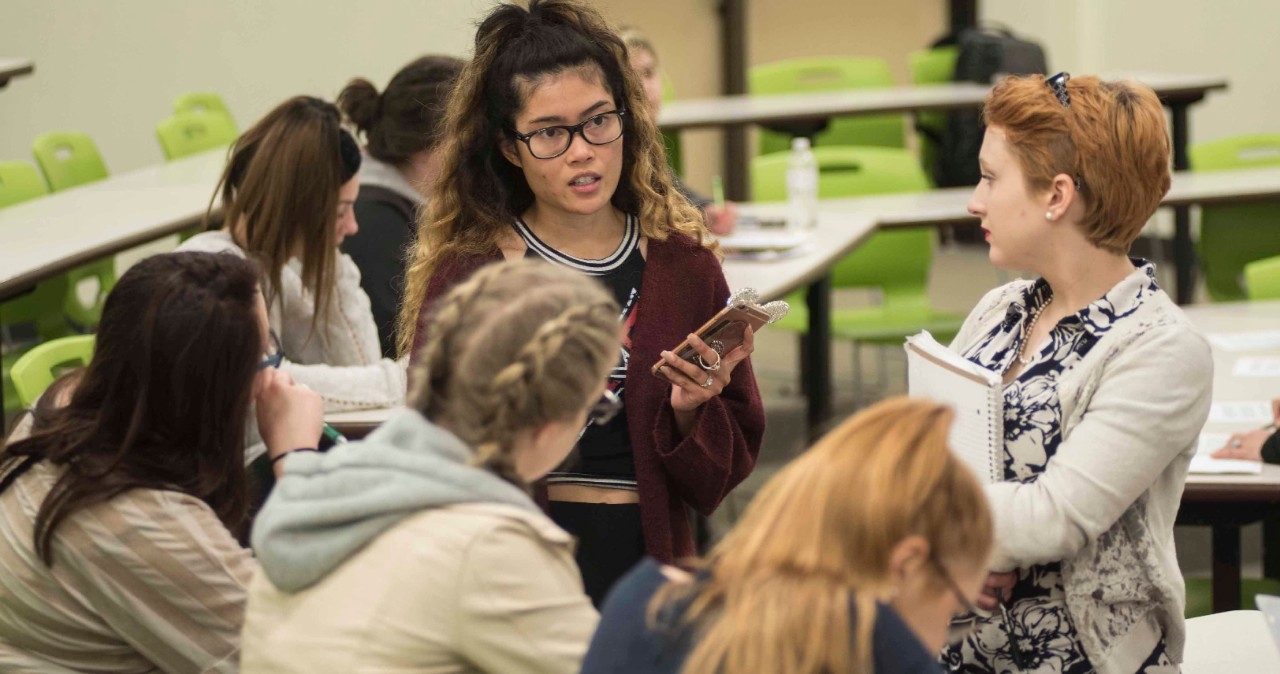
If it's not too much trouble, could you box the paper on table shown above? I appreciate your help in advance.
[1208,401,1274,425]
[1189,456,1264,475]
[1191,432,1265,475]
[1209,330,1280,352]
[905,331,1003,484]
[1233,357,1280,377]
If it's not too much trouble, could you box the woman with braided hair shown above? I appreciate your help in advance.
[241,260,621,673]
[398,0,765,606]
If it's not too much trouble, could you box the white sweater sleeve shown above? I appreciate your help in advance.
[984,326,1213,570]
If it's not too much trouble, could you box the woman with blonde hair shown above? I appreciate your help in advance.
[241,260,621,673]
[397,0,765,605]
[179,96,406,419]
[580,397,993,674]
[947,74,1213,673]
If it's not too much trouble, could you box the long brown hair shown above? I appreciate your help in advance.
[408,260,620,486]
[396,0,709,356]
[207,96,354,328]
[0,252,263,565]
[653,397,994,674]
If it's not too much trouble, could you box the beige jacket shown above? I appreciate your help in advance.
[240,502,598,674]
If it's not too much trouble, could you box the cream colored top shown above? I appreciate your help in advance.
[240,502,598,674]
[176,231,407,412]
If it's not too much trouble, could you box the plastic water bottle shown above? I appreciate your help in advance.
[786,137,818,233]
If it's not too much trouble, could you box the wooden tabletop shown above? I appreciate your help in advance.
[0,58,34,86]
[0,147,227,300]
[657,73,1227,131]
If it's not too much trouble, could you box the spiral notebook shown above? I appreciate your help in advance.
[905,331,1004,484]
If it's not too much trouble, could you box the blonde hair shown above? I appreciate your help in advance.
[983,75,1172,253]
[653,397,994,674]
[395,0,709,356]
[408,260,620,485]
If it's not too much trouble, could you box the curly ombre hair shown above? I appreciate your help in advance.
[396,0,708,356]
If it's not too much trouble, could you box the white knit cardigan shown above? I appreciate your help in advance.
[176,231,407,412]
[950,275,1213,674]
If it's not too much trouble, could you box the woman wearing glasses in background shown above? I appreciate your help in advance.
[581,398,993,674]
[0,252,322,672]
[945,74,1212,673]
[397,0,765,607]
[242,261,621,673]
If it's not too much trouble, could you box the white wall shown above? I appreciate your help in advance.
[983,0,1280,147]
[0,0,486,175]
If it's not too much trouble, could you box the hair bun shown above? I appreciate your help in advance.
[337,78,382,132]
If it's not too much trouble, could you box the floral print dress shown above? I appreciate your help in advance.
[940,262,1176,674]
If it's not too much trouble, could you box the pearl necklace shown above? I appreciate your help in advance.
[1016,298,1052,366]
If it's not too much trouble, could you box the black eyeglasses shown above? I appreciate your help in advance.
[512,110,627,160]
[1046,72,1071,108]
[932,559,1030,669]
[259,331,283,371]
[588,388,622,426]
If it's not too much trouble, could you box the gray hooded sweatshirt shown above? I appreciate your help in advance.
[251,409,539,593]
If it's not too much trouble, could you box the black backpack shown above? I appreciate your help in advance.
[922,27,1049,188]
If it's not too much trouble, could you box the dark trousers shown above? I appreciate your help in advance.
[549,500,646,607]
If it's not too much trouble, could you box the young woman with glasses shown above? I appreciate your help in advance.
[396,0,765,606]
[944,74,1212,673]
[0,251,323,671]
[580,397,994,674]
[178,96,407,429]
[241,260,622,673]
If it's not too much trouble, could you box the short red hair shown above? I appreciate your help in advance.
[983,75,1171,253]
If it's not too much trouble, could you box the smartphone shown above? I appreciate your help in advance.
[651,303,772,384]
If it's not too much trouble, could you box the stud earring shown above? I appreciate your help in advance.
[1046,211,1054,221]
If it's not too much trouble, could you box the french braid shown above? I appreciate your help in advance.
[406,260,620,488]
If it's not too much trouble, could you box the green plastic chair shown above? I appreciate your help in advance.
[31,131,108,192]
[749,57,904,156]
[0,161,68,343]
[156,112,237,161]
[909,46,959,184]
[10,334,95,408]
[751,146,964,390]
[1244,255,1280,300]
[29,132,116,327]
[173,92,238,130]
[1190,134,1280,302]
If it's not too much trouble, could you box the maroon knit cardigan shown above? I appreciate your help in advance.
[410,233,766,562]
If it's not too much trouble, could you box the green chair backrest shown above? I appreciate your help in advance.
[659,76,683,177]
[1245,255,1280,300]
[10,334,95,408]
[62,259,115,328]
[0,160,49,208]
[31,131,108,191]
[173,92,238,128]
[156,112,238,161]
[749,57,903,155]
[751,146,933,304]
[909,47,958,184]
[0,162,68,341]
[1190,134,1280,301]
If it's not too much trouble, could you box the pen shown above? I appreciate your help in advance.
[321,423,348,445]
[711,175,725,211]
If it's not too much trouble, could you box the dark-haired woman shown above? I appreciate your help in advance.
[397,0,765,606]
[179,96,407,421]
[0,251,323,672]
[338,56,464,356]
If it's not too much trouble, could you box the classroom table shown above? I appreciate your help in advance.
[0,147,227,302]
[658,72,1228,304]
[1182,610,1280,672]
[1179,300,1280,613]
[0,58,34,88]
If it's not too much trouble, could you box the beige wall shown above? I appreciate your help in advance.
[983,0,1277,147]
[0,0,951,200]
